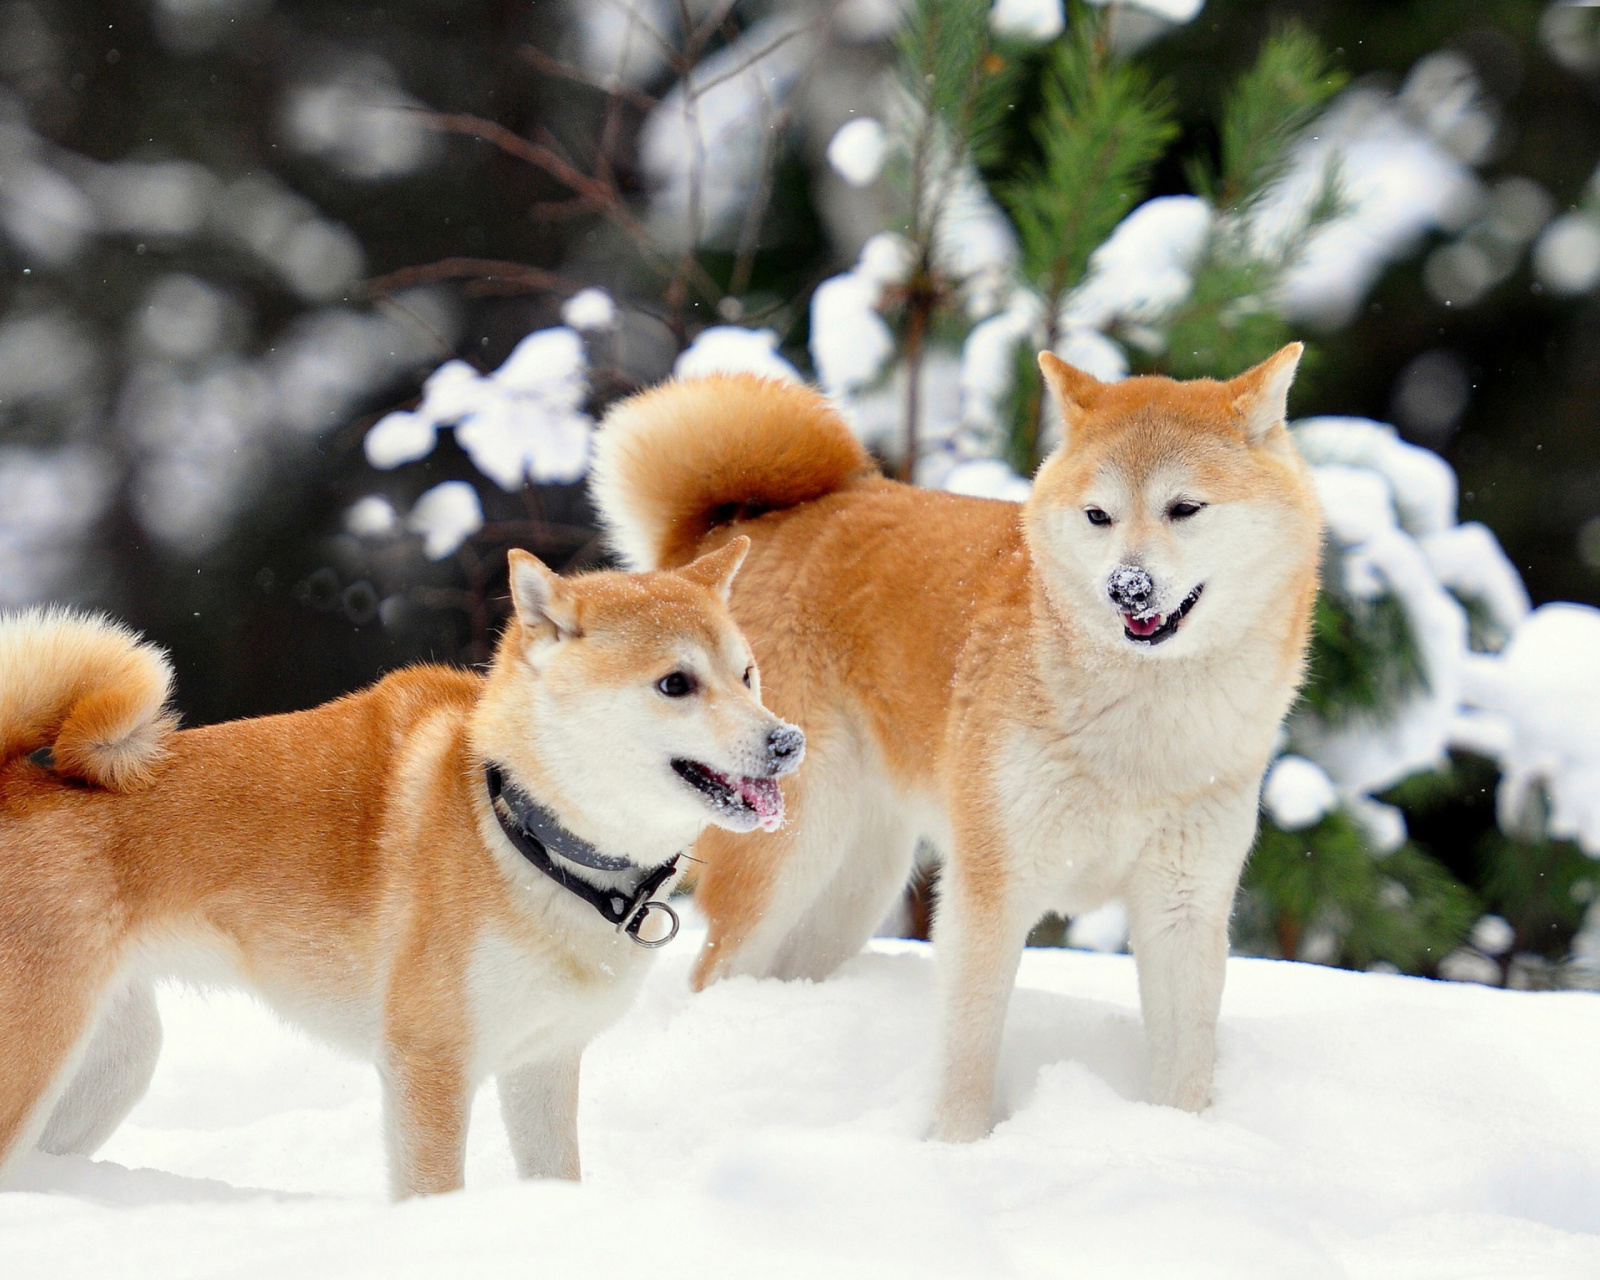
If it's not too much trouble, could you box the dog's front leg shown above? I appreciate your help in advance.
[929,832,1030,1143]
[379,1042,471,1198]
[1126,794,1255,1112]
[497,1049,581,1181]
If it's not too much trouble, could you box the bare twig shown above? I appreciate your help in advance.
[425,111,622,208]
[593,0,681,69]
[678,76,707,322]
[729,83,781,299]
[370,294,459,362]
[460,277,569,299]
[361,256,583,299]
[423,110,722,302]
[729,11,837,302]
[683,0,742,66]
[525,198,608,221]
[517,44,658,112]
[684,23,812,99]
[593,28,638,186]
[594,86,627,188]
[658,0,714,339]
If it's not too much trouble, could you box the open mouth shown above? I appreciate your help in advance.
[1122,584,1204,646]
[672,759,785,832]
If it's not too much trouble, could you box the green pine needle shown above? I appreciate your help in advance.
[895,0,1021,247]
[1157,26,1348,382]
[1199,21,1348,214]
[1241,811,1478,974]
[1299,588,1430,728]
[1002,10,1177,306]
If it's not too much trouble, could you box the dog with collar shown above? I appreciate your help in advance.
[0,539,801,1196]
[591,348,1322,1138]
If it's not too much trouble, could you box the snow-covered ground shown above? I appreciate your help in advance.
[7,929,1598,1280]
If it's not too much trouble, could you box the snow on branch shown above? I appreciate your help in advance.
[1461,605,1600,856]
[366,326,594,491]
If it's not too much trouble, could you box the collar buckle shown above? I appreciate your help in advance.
[620,896,680,948]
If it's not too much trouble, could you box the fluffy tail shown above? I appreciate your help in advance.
[0,608,177,791]
[590,374,874,569]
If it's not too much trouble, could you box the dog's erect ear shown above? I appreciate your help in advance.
[1228,342,1303,445]
[678,535,750,603]
[1037,351,1104,447]
[508,549,581,638]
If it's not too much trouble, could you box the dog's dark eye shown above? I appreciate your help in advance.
[1168,501,1205,521]
[1085,507,1112,527]
[657,671,696,698]
[742,666,753,688]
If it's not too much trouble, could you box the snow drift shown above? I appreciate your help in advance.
[6,929,1597,1279]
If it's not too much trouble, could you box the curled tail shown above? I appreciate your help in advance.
[0,608,176,791]
[590,373,874,570]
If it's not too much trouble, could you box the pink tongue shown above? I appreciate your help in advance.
[1125,613,1164,637]
[737,776,785,830]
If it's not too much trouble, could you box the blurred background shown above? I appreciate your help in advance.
[3,0,1599,982]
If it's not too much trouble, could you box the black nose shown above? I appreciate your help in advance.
[766,724,805,772]
[1107,565,1154,612]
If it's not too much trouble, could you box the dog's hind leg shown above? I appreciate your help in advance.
[0,829,127,1184]
[769,796,919,981]
[0,951,118,1184]
[38,974,162,1156]
[497,1048,581,1181]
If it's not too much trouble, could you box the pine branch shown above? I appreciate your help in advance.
[1241,812,1477,973]
[1299,590,1431,727]
[1191,21,1347,215]
[1156,27,1348,380]
[1003,12,1176,308]
[993,9,1174,470]
[894,0,1015,248]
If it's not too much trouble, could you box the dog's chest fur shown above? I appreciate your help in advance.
[465,925,650,1078]
[989,637,1294,913]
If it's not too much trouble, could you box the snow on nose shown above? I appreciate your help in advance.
[765,722,804,775]
[1107,565,1155,615]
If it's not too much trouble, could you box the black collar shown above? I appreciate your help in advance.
[483,763,682,948]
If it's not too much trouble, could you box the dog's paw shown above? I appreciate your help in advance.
[1152,1077,1212,1113]
[927,1105,991,1144]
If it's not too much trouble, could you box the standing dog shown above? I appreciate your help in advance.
[591,347,1321,1137]
[0,541,802,1194]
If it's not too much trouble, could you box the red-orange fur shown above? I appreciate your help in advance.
[0,660,486,1192]
[592,374,877,570]
[0,547,780,1195]
[0,610,176,790]
[593,355,1324,1136]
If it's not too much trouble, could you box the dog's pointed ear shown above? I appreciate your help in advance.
[1037,351,1103,448]
[1229,342,1303,445]
[678,535,750,603]
[508,549,581,639]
